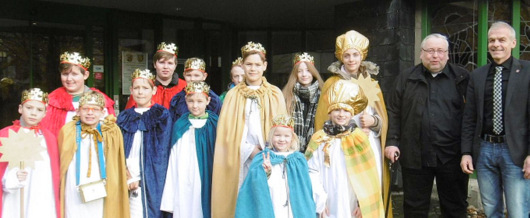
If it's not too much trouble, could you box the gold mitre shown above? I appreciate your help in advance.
[184,58,206,72]
[132,68,155,83]
[157,42,178,56]
[293,52,314,65]
[185,82,210,96]
[79,91,105,108]
[335,30,369,61]
[241,41,266,57]
[326,79,368,115]
[21,88,48,105]
[272,114,294,129]
[232,57,243,67]
[60,52,91,70]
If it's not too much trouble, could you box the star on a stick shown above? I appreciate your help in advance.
[355,73,381,108]
[0,129,46,169]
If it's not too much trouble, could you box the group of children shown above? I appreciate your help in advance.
[0,39,385,218]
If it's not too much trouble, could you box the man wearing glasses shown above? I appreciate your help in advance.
[385,33,470,217]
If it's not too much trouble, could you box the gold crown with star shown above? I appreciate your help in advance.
[185,82,210,96]
[132,68,155,83]
[60,52,91,70]
[184,58,206,72]
[79,91,105,108]
[293,52,314,65]
[241,41,266,57]
[157,42,178,56]
[21,88,48,105]
[232,57,243,67]
[272,114,294,129]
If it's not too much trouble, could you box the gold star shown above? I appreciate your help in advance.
[0,129,46,169]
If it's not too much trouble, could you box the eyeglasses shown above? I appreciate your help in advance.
[80,106,103,113]
[422,49,448,55]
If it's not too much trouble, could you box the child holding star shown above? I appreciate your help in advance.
[0,88,60,218]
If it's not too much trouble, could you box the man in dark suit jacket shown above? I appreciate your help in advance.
[385,33,469,217]
[460,21,530,217]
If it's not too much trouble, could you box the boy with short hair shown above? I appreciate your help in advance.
[0,88,60,218]
[169,57,222,122]
[58,91,129,218]
[161,81,218,218]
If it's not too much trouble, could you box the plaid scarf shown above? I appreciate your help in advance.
[292,81,320,152]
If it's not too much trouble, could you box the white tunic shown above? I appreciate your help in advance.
[2,129,57,218]
[64,133,104,218]
[307,138,359,218]
[160,119,207,218]
[128,107,150,218]
[267,151,294,218]
[239,85,264,189]
[352,106,382,187]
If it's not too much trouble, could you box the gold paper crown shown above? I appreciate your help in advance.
[157,42,178,56]
[241,41,266,57]
[325,79,367,115]
[60,52,91,70]
[232,57,243,67]
[79,91,105,108]
[184,58,206,72]
[21,88,48,104]
[272,114,294,129]
[293,52,314,65]
[185,82,210,96]
[132,68,155,83]
[335,30,369,61]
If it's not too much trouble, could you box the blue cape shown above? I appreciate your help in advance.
[172,111,218,218]
[236,149,316,218]
[169,90,222,122]
[117,104,172,218]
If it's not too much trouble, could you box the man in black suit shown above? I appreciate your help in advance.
[385,33,469,217]
[460,21,530,217]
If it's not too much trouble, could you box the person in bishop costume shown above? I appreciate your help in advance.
[41,51,115,137]
[235,114,316,218]
[125,42,187,109]
[117,69,172,218]
[58,91,129,218]
[169,57,222,122]
[211,42,287,218]
[0,88,60,218]
[220,57,245,102]
[306,79,384,218]
[313,30,392,216]
[161,81,218,218]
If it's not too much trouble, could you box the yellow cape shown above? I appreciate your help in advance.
[58,115,129,218]
[315,72,393,217]
[211,77,286,218]
[306,128,384,217]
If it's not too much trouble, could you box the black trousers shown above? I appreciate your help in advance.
[402,157,469,218]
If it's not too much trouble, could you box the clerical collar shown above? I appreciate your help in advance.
[189,113,209,119]
[424,65,449,78]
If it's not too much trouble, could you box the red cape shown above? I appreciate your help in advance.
[40,87,115,137]
[0,121,61,218]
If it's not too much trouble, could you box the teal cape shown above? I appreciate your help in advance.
[235,149,316,218]
[171,111,218,218]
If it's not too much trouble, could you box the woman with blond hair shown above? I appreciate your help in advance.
[282,52,324,152]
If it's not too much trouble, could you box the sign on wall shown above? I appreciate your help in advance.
[121,51,148,95]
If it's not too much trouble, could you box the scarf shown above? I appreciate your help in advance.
[292,81,320,152]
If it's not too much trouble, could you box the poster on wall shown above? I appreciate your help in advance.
[122,51,148,95]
